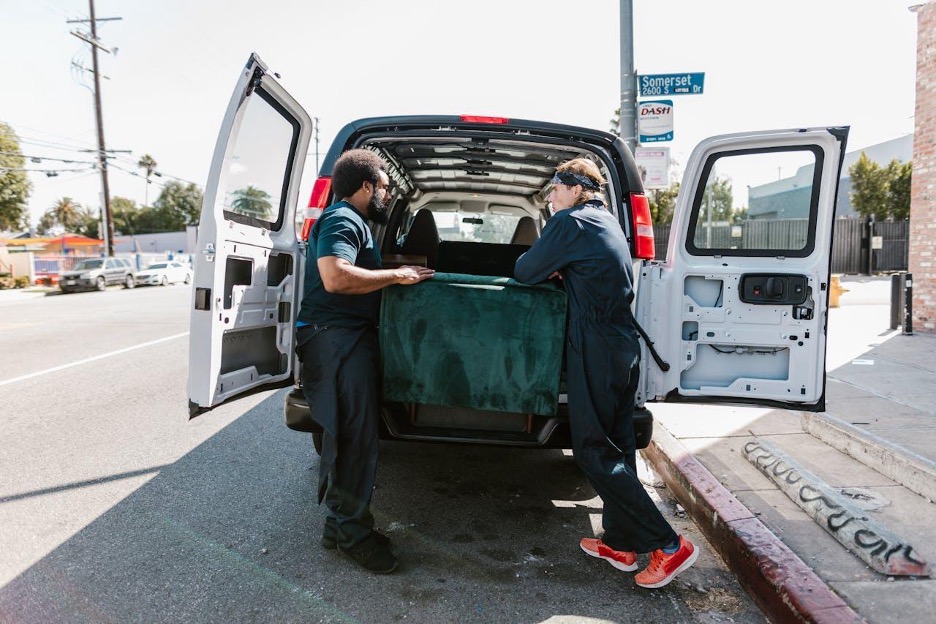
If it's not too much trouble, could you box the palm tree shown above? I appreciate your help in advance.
[49,197,82,232]
[137,154,158,206]
[230,186,273,220]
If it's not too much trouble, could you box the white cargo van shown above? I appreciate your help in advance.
[188,54,847,454]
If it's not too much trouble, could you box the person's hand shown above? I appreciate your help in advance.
[549,271,563,280]
[395,266,435,285]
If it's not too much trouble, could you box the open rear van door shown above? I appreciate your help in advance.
[636,127,848,411]
[188,54,311,416]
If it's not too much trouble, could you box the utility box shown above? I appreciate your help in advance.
[380,273,567,416]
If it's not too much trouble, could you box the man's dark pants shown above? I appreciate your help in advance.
[298,326,380,550]
[566,318,678,554]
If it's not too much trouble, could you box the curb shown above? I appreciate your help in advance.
[642,424,866,624]
[802,411,936,503]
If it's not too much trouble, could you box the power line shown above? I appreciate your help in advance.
[0,135,96,154]
[0,165,97,176]
[0,151,98,165]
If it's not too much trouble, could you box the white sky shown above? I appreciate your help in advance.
[0,0,920,229]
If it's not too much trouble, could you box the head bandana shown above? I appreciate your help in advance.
[550,170,601,191]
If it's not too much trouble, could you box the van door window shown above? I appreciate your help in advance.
[686,147,822,257]
[219,88,300,231]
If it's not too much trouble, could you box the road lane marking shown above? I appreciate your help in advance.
[0,332,189,387]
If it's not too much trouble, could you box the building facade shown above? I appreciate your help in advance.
[912,1,936,332]
[748,135,913,220]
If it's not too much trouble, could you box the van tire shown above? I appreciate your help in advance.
[96,276,106,291]
[124,275,135,289]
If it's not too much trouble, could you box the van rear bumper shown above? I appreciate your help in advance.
[283,387,653,450]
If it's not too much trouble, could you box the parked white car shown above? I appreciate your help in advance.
[134,261,192,286]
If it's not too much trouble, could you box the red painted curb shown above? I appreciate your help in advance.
[643,425,867,624]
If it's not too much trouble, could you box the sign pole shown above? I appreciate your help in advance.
[620,0,636,154]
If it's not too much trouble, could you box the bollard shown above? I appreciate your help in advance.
[905,273,913,335]
[829,275,848,308]
[891,273,905,330]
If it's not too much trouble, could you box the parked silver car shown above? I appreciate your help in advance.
[59,257,135,293]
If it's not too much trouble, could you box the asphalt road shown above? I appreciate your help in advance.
[0,284,765,623]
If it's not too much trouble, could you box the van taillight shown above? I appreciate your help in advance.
[309,177,332,209]
[459,115,510,124]
[301,177,332,241]
[630,193,655,260]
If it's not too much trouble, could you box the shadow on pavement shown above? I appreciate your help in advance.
[0,393,761,623]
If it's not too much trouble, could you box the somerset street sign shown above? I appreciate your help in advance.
[638,72,705,96]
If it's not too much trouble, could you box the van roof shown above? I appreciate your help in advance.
[319,115,643,201]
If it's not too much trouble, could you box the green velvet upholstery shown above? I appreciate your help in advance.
[380,272,567,416]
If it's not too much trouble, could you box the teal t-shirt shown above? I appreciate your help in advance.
[297,201,383,329]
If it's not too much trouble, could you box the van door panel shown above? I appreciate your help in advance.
[188,54,311,415]
[636,127,847,411]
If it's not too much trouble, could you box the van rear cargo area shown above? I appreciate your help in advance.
[380,273,566,417]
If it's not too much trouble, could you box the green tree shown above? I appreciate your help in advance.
[230,185,272,220]
[74,207,100,238]
[37,197,83,234]
[700,176,734,222]
[849,152,890,220]
[154,181,203,227]
[137,154,158,206]
[111,196,140,235]
[36,211,56,235]
[0,122,32,231]
[886,160,911,220]
[648,182,680,226]
[134,204,186,233]
[610,107,621,137]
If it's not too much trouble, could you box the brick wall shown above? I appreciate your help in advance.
[912,2,936,332]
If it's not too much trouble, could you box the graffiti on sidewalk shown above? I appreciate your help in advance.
[743,440,930,577]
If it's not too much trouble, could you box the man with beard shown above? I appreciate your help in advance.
[296,148,434,573]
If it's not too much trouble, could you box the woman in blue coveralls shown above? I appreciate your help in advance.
[514,158,698,589]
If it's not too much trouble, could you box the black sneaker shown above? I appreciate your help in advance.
[321,528,391,550]
[338,535,398,574]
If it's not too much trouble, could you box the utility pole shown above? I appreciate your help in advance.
[620,0,637,154]
[313,117,321,175]
[68,1,121,256]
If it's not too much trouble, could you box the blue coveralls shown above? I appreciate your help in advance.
[514,200,678,553]
[296,201,382,550]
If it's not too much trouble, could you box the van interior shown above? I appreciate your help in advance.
[342,135,619,276]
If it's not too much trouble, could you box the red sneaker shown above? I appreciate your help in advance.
[635,535,698,589]
[580,537,638,572]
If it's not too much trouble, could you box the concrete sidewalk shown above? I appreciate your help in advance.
[642,276,935,623]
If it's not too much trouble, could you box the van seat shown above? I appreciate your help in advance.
[400,209,441,268]
[510,216,539,246]
[436,241,532,278]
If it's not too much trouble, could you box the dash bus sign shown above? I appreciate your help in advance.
[638,72,705,96]
[638,100,673,143]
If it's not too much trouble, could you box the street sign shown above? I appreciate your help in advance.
[638,100,673,143]
[638,72,705,96]
[635,146,670,189]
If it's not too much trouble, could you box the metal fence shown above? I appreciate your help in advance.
[652,218,909,275]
